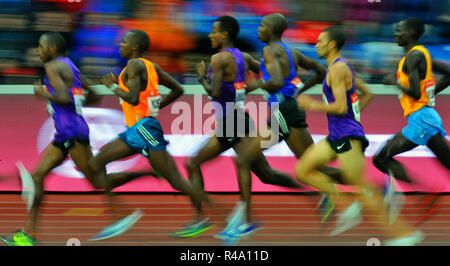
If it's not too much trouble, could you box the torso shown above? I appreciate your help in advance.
[322,58,365,140]
[260,42,299,105]
[44,57,89,141]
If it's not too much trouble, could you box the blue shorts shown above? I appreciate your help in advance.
[402,106,447,146]
[118,117,169,157]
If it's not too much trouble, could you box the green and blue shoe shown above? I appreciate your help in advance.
[0,230,36,246]
[171,218,213,238]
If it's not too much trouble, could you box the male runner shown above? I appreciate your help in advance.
[87,30,211,240]
[222,13,361,244]
[373,17,449,185]
[297,25,423,245]
[172,16,304,239]
[0,32,103,246]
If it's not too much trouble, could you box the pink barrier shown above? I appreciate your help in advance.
[0,95,448,192]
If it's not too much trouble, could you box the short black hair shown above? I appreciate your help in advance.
[265,13,288,37]
[215,16,240,42]
[43,32,67,55]
[323,26,346,51]
[128,30,150,54]
[402,17,425,40]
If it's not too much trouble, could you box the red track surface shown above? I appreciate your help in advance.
[0,194,448,246]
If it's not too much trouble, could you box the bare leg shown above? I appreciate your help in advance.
[185,136,227,220]
[26,144,67,236]
[148,149,210,209]
[249,154,302,188]
[372,132,418,183]
[88,138,138,190]
[337,140,417,238]
[70,140,155,189]
[426,133,450,170]
[287,127,344,184]
[87,138,140,220]
[234,128,279,223]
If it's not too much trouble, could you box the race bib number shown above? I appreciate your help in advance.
[148,95,161,116]
[43,85,54,115]
[290,77,304,90]
[72,88,85,115]
[350,92,361,122]
[234,81,246,109]
[425,79,436,107]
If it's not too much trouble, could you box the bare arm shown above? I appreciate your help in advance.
[198,54,225,99]
[247,46,284,93]
[298,62,349,115]
[397,51,423,100]
[35,62,71,105]
[295,50,327,95]
[81,75,102,105]
[327,63,350,115]
[242,52,262,93]
[433,60,449,95]
[104,59,145,106]
[154,63,183,109]
[242,52,260,74]
[354,76,373,112]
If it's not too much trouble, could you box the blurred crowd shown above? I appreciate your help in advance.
[0,0,448,84]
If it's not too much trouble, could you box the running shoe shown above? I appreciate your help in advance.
[171,218,214,238]
[317,193,335,224]
[214,201,246,239]
[384,230,425,246]
[329,201,362,236]
[17,161,35,212]
[0,229,36,246]
[217,221,263,246]
[383,173,405,225]
[89,208,143,241]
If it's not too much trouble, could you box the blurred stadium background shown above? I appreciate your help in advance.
[0,0,448,85]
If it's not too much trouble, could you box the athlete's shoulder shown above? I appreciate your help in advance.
[407,49,426,60]
[44,59,69,75]
[330,60,350,73]
[264,44,284,55]
[128,58,147,67]
[405,49,427,68]
[215,50,234,59]
[211,52,230,66]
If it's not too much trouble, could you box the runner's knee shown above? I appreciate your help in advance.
[234,155,251,169]
[372,152,388,172]
[294,160,309,182]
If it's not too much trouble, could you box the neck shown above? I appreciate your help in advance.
[48,54,63,61]
[267,36,282,45]
[128,53,143,61]
[219,40,234,51]
[404,41,418,54]
[325,50,341,66]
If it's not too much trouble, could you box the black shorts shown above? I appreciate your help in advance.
[267,96,308,141]
[52,138,90,157]
[326,135,369,154]
[215,109,256,150]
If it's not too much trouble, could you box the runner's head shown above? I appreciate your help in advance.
[120,30,150,59]
[209,16,239,49]
[38,32,66,62]
[316,26,346,59]
[258,13,288,43]
[395,17,424,46]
